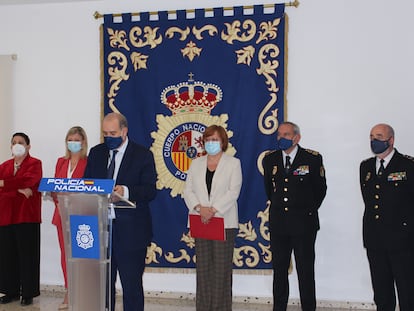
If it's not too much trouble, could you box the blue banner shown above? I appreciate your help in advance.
[38,178,114,194]
[70,215,100,259]
[102,4,286,268]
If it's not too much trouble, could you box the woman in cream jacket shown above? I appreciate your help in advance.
[183,125,242,311]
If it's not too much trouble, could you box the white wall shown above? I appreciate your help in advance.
[1,0,414,305]
[0,55,15,162]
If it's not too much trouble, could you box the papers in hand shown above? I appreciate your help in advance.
[189,214,226,241]
[111,191,136,208]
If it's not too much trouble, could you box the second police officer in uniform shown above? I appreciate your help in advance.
[263,121,327,311]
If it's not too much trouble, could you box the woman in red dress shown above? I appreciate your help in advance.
[52,126,88,309]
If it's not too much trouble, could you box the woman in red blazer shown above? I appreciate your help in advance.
[0,132,42,306]
[52,126,88,309]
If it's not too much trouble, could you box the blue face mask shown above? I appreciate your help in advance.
[67,141,82,154]
[370,138,390,154]
[277,137,293,151]
[104,136,123,150]
[204,141,221,155]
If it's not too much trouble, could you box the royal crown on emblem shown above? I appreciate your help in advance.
[78,224,90,231]
[161,73,223,115]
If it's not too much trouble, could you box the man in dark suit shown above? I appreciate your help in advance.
[84,112,157,311]
[360,123,414,311]
[263,121,327,311]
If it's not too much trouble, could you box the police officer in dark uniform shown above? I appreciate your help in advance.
[360,123,414,311]
[263,121,327,311]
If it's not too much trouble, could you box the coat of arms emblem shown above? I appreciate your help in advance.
[151,74,236,197]
[76,224,94,250]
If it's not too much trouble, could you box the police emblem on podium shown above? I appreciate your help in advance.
[70,215,100,259]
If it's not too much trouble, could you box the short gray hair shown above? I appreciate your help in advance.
[280,121,301,135]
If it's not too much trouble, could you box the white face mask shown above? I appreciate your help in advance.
[12,144,26,157]
[67,141,82,153]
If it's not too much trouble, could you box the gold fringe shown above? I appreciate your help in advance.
[145,267,195,274]
[145,267,274,275]
[145,267,293,275]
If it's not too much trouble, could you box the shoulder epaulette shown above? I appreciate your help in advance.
[264,150,277,156]
[305,148,319,156]
[403,154,414,162]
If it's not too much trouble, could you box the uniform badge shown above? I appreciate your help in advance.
[387,171,407,181]
[272,165,278,175]
[365,172,371,182]
[293,165,309,176]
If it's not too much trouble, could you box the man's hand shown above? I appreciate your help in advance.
[111,185,125,202]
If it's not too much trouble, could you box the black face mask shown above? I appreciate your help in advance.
[104,136,123,150]
[370,138,390,154]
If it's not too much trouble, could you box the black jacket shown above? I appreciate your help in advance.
[263,146,327,236]
[360,150,414,250]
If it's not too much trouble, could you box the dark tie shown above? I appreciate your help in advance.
[107,150,118,179]
[377,159,385,177]
[285,155,291,174]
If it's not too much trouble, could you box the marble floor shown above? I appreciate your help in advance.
[0,293,371,311]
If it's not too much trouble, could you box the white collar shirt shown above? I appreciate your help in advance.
[282,145,298,167]
[376,148,395,173]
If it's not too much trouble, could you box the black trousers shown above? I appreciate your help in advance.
[110,246,147,311]
[271,231,317,311]
[0,223,40,298]
[366,248,414,311]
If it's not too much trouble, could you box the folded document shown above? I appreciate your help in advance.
[189,214,225,241]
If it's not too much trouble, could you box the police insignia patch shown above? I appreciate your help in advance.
[403,154,414,162]
[320,166,325,177]
[76,224,94,250]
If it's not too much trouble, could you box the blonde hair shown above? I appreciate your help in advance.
[64,126,88,159]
